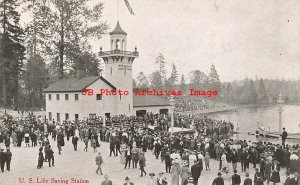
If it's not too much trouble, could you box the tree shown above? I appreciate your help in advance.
[208,64,221,91]
[155,53,166,87]
[149,70,163,89]
[68,51,101,77]
[179,74,187,95]
[0,0,26,106]
[249,79,258,103]
[190,70,209,89]
[168,63,178,90]
[258,78,268,103]
[22,55,49,108]
[23,0,108,79]
[136,72,149,89]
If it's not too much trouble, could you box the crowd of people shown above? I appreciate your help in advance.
[0,110,300,185]
[174,97,227,113]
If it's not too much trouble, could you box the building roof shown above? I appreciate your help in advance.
[133,95,172,107]
[44,76,116,92]
[109,21,127,36]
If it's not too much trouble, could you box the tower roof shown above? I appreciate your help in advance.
[109,21,127,36]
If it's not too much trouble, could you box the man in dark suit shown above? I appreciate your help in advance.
[232,170,241,185]
[282,127,288,146]
[212,172,224,185]
[191,160,203,185]
[254,173,264,185]
[124,147,132,169]
[243,173,252,185]
[0,148,5,172]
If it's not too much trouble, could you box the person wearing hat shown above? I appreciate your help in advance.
[95,152,104,175]
[180,161,189,185]
[212,172,224,185]
[281,127,288,146]
[0,148,5,172]
[191,159,202,185]
[231,170,241,185]
[139,152,147,177]
[131,144,139,169]
[5,147,12,171]
[243,173,252,185]
[37,146,44,169]
[124,176,134,185]
[148,173,157,185]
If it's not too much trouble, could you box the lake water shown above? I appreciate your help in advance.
[209,105,300,142]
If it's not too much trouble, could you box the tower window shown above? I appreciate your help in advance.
[129,104,130,110]
[122,40,125,50]
[116,39,120,49]
[111,67,112,75]
[120,94,122,100]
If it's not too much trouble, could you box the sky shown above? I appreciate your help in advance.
[91,0,300,82]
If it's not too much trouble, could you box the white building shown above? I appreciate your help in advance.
[44,22,173,122]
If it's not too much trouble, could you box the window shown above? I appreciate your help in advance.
[96,94,102,100]
[57,113,60,122]
[75,114,79,121]
[129,104,130,111]
[75,94,79,101]
[122,40,125,50]
[49,112,52,121]
[111,67,112,75]
[116,39,120,49]
[48,94,52,100]
[120,94,122,100]
[65,113,69,120]
[56,94,60,100]
[65,94,69,100]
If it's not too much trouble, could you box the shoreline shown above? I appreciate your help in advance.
[176,103,299,115]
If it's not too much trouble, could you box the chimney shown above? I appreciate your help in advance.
[77,69,87,80]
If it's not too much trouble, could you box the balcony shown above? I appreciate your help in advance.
[98,49,139,57]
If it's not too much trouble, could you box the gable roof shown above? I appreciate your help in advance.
[133,95,171,107]
[44,76,116,93]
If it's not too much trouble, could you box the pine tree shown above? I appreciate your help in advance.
[208,64,221,91]
[249,79,258,104]
[258,78,268,103]
[23,55,49,107]
[0,0,26,106]
[179,74,187,95]
[155,53,166,87]
[168,63,178,90]
[136,72,149,89]
[190,70,209,89]
[149,70,163,89]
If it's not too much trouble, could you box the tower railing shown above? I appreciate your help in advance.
[99,49,139,57]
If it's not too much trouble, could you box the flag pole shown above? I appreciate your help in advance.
[117,0,120,21]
